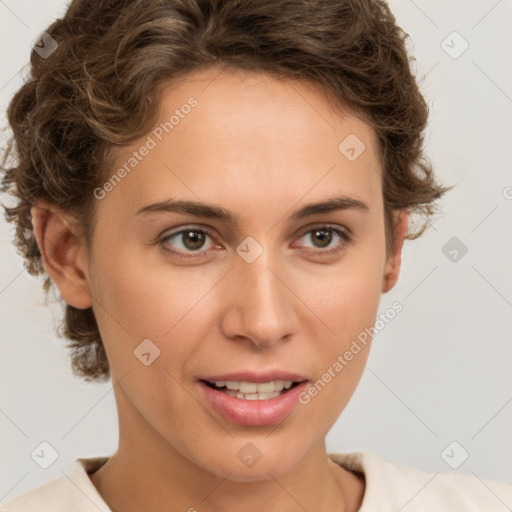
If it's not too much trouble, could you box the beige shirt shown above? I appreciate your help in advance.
[1,452,511,511]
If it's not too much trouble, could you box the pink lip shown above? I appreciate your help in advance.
[198,370,308,383]
[197,380,309,426]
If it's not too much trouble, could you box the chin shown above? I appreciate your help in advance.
[198,444,306,482]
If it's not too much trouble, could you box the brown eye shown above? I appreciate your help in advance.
[181,230,207,250]
[310,228,333,248]
[160,226,216,258]
[296,225,352,255]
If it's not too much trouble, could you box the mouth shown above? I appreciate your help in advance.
[200,379,303,400]
[197,376,310,426]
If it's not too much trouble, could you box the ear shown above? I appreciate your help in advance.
[31,202,92,309]
[381,209,408,293]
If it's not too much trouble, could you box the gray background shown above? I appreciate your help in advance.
[1,0,511,504]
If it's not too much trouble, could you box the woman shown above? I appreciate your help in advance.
[1,0,511,510]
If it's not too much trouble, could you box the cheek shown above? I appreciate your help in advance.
[304,242,385,336]
[89,241,221,364]
[302,267,380,379]
[294,240,385,408]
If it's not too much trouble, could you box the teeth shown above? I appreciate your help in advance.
[274,380,284,391]
[214,380,294,393]
[225,389,282,400]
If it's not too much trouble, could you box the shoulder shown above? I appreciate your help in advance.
[0,456,111,512]
[0,476,70,512]
[329,451,512,511]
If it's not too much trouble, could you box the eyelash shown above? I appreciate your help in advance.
[158,224,353,260]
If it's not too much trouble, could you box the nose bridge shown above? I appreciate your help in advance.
[221,242,298,346]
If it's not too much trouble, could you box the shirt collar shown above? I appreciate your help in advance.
[68,456,111,512]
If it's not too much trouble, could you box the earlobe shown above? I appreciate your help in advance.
[382,210,409,293]
[31,202,92,309]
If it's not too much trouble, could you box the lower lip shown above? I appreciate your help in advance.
[198,380,309,426]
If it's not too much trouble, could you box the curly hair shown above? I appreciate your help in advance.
[1,0,450,382]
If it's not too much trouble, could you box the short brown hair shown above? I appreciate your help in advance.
[1,0,450,382]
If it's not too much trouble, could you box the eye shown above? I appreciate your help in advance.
[159,226,217,259]
[158,224,352,260]
[294,225,352,255]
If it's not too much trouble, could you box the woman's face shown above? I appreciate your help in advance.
[82,66,405,480]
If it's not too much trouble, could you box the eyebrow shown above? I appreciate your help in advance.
[135,196,369,223]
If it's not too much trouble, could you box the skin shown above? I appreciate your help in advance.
[32,65,408,512]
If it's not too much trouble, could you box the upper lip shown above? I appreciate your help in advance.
[199,370,309,383]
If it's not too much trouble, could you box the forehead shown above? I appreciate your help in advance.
[105,66,382,218]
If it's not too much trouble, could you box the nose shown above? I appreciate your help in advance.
[219,248,300,349]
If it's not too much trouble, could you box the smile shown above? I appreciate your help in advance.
[204,379,298,400]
